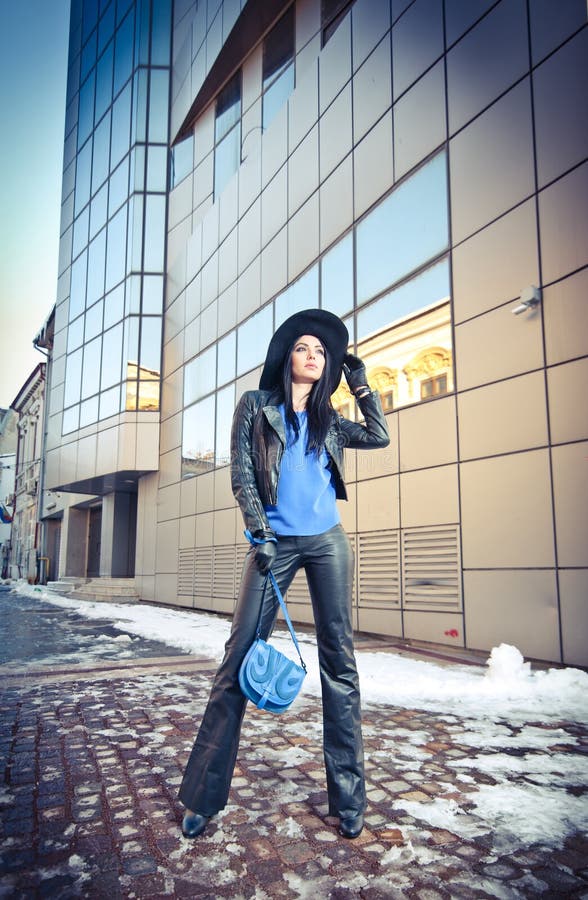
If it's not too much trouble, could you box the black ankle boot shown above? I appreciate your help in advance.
[181,811,209,838]
[338,813,364,839]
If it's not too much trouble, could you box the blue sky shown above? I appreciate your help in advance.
[0,1,71,408]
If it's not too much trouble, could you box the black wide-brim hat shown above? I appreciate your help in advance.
[259,308,349,395]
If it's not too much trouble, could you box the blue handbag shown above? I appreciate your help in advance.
[239,570,307,714]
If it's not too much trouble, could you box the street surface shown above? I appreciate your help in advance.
[0,588,587,898]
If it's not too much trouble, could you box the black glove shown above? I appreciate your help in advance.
[252,532,277,575]
[342,353,369,396]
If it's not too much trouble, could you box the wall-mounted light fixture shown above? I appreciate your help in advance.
[512,285,541,315]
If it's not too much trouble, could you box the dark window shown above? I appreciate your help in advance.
[262,7,295,130]
[321,0,354,46]
[421,373,448,399]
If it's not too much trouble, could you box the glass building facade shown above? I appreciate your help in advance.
[44,0,588,667]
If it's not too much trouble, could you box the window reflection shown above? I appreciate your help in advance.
[237,305,273,376]
[147,145,168,192]
[184,344,216,407]
[85,299,103,342]
[82,336,102,399]
[62,404,80,435]
[143,195,166,270]
[217,330,236,386]
[215,385,235,467]
[139,316,162,374]
[91,113,110,193]
[148,70,169,143]
[105,203,127,291]
[214,71,241,199]
[321,232,353,316]
[142,275,163,314]
[214,126,240,200]
[137,380,160,411]
[275,265,318,327]
[64,348,83,407]
[69,251,88,322]
[80,395,99,428]
[101,323,123,390]
[95,43,114,123]
[262,6,295,131]
[104,283,125,328]
[111,83,131,169]
[356,152,448,306]
[182,395,216,476]
[171,134,194,188]
[99,384,120,420]
[114,9,134,95]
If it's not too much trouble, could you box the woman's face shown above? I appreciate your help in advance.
[290,334,326,385]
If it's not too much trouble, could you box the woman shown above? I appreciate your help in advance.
[179,308,389,840]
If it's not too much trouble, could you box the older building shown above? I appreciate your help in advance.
[43,0,588,665]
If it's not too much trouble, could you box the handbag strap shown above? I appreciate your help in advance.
[245,531,307,671]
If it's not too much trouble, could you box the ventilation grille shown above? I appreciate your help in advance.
[402,525,462,610]
[178,548,195,595]
[358,530,401,607]
[213,545,236,598]
[194,547,213,597]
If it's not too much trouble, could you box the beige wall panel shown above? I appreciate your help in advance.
[399,395,457,471]
[463,570,560,662]
[202,200,220,262]
[137,575,155,603]
[357,475,399,532]
[296,32,321,77]
[319,155,353,253]
[157,482,180,523]
[288,57,318,152]
[238,257,262,320]
[261,165,288,247]
[218,282,238,336]
[319,84,352,182]
[168,176,193,230]
[352,35,391,143]
[214,466,235,510]
[179,515,196,550]
[183,318,200,362]
[454,302,544,392]
[167,220,191,271]
[460,450,555,568]
[552,441,588,567]
[219,169,239,241]
[154,572,180,606]
[543,268,588,366]
[548,359,588,444]
[352,0,391,71]
[45,449,60,490]
[319,10,351,112]
[559,570,588,668]
[136,422,159,471]
[136,474,157,577]
[288,192,319,281]
[164,331,184,379]
[458,371,548,460]
[296,0,320,51]
[242,42,262,113]
[160,413,182,455]
[180,476,197,518]
[195,511,214,546]
[344,445,357,484]
[59,440,78,487]
[357,606,402,638]
[262,103,288,187]
[193,152,214,207]
[161,369,183,418]
[452,200,539,324]
[400,464,459,528]
[201,256,219,313]
[186,226,202,285]
[238,197,261,272]
[193,195,213,230]
[158,447,180,489]
[200,297,218,347]
[196,470,215,513]
[356,439,397,481]
[155,519,179,573]
[214,508,237,545]
[338,480,357,533]
[261,227,288,305]
[218,227,238,292]
[239,144,262,216]
[403,611,465,647]
[289,125,319,216]
[185,273,201,326]
[539,161,588,285]
[194,104,214,165]
[393,60,446,180]
[353,111,394,219]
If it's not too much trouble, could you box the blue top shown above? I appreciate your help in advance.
[265,408,340,536]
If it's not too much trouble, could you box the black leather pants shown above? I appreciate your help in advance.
[178,524,365,820]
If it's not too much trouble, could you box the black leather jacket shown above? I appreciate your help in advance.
[230,389,390,536]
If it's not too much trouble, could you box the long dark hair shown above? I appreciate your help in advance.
[269,338,335,453]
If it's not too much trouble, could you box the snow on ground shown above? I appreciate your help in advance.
[16,582,588,725]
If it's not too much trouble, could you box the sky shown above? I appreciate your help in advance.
[0,1,71,408]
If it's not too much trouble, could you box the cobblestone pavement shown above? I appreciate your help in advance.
[1,590,587,898]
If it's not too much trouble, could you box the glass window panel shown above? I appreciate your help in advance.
[142,275,163,314]
[392,0,444,99]
[125,380,138,410]
[131,144,145,191]
[82,336,102,399]
[64,348,83,407]
[99,383,120,420]
[91,112,111,194]
[123,315,139,374]
[356,152,448,305]
[110,83,131,169]
[184,344,216,406]
[136,0,150,65]
[237,304,273,375]
[64,128,77,169]
[75,140,93,217]
[95,41,114,123]
[262,64,295,131]
[321,233,353,316]
[81,29,97,82]
[215,384,235,467]
[67,315,85,353]
[126,273,141,314]
[80,395,99,428]
[148,70,169,143]
[217,330,236,386]
[215,71,241,143]
[444,0,495,46]
[146,145,168,192]
[101,322,123,390]
[72,207,90,259]
[214,125,240,198]
[90,183,108,238]
[529,0,587,65]
[86,228,106,306]
[132,68,148,144]
[275,265,318,327]
[182,395,216,476]
[128,194,144,272]
[109,154,129,217]
[62,404,80,434]
[114,9,134,95]
[82,0,98,42]
[263,6,294,87]
[138,380,160,411]
[151,0,171,65]
[69,251,88,322]
[98,3,115,55]
[171,135,194,188]
[139,317,162,376]
[105,203,127,291]
[104,282,125,328]
[77,70,96,149]
[85,299,104,341]
[143,195,165,271]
